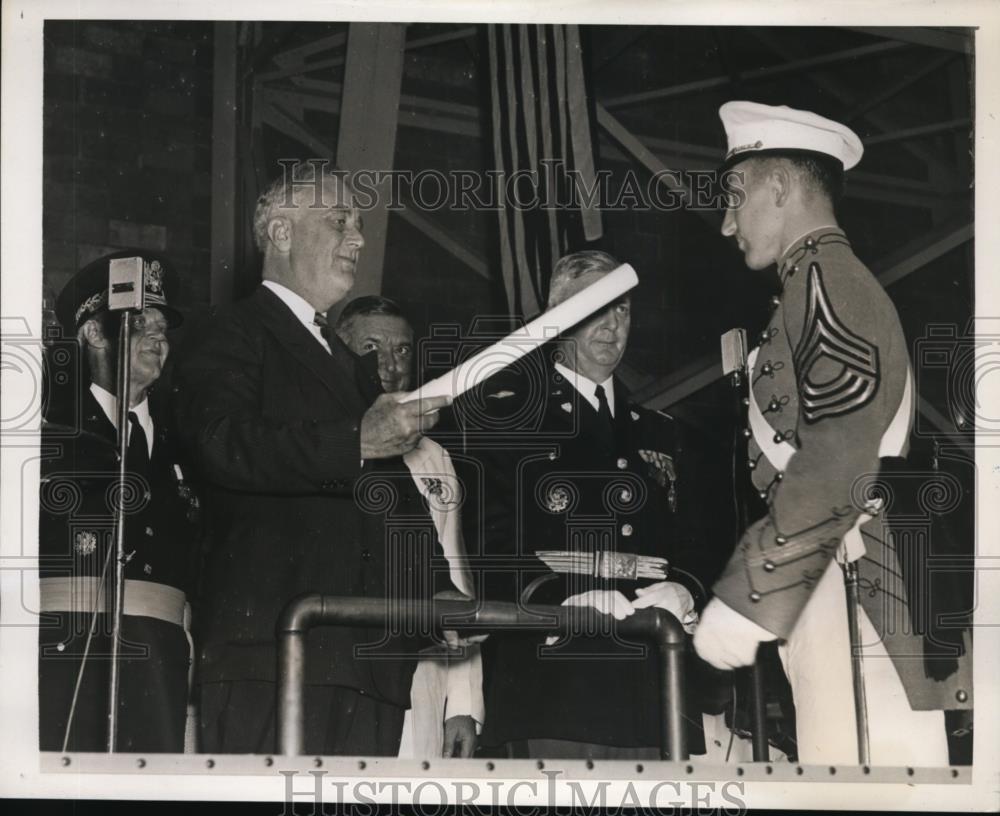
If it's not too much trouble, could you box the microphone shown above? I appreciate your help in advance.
[107,257,146,312]
[720,328,748,387]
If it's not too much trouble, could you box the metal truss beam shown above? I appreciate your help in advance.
[749,29,957,180]
[872,221,973,288]
[595,135,958,210]
[261,25,477,82]
[842,53,957,125]
[844,26,973,55]
[258,98,489,282]
[864,118,971,147]
[335,23,407,301]
[595,104,720,228]
[602,41,907,110]
[406,26,478,51]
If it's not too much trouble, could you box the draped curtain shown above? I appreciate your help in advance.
[488,24,603,319]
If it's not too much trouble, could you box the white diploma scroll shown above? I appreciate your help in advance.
[400,263,638,404]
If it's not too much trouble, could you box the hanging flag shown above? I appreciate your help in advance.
[488,24,603,319]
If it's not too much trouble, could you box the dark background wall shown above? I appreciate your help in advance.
[42,20,214,325]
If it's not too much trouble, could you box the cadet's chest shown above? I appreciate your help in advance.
[750,303,800,437]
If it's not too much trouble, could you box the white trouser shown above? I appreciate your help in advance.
[778,559,948,766]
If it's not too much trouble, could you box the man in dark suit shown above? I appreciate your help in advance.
[39,251,199,752]
[173,164,449,756]
[335,295,483,758]
[472,250,712,759]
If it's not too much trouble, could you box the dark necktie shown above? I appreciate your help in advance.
[313,311,334,347]
[594,384,615,446]
[127,411,150,473]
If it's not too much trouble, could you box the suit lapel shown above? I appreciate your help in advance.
[250,287,367,415]
[354,350,385,403]
[611,377,632,452]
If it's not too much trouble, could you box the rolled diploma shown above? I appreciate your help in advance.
[400,263,638,404]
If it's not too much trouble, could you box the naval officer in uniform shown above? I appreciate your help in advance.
[39,251,199,752]
[692,101,972,765]
[474,250,712,759]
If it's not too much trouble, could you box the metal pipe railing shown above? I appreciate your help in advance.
[276,595,688,760]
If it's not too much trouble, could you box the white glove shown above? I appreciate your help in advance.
[632,581,698,634]
[692,598,779,670]
[544,589,635,645]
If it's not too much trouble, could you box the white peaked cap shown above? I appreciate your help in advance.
[719,100,863,170]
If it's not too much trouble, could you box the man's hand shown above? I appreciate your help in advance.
[442,715,477,758]
[359,393,451,459]
[544,590,635,645]
[434,588,489,650]
[692,598,778,670]
[632,581,698,634]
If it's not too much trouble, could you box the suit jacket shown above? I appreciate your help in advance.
[713,227,972,711]
[172,286,427,704]
[466,359,713,749]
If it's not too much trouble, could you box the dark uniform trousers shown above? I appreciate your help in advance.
[38,385,199,752]
[172,287,429,756]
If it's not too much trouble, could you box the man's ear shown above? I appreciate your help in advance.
[267,215,293,252]
[78,319,110,350]
[771,163,793,208]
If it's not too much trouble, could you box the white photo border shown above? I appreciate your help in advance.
[2,0,998,811]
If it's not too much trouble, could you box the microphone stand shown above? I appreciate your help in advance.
[107,311,135,752]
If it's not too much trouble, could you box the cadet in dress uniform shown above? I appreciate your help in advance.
[474,251,712,759]
[693,101,973,765]
[39,251,199,752]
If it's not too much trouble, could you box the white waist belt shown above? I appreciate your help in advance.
[39,576,187,628]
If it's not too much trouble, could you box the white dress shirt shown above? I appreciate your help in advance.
[553,362,616,417]
[262,279,331,354]
[90,382,154,457]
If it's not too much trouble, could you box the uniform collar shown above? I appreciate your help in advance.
[89,382,154,456]
[777,225,848,288]
[553,362,616,418]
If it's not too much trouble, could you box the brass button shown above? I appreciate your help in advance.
[145,526,154,536]
[775,472,784,482]
[620,489,632,502]
[956,690,968,703]
[758,490,768,500]
[616,457,628,470]
[775,535,787,546]
[548,452,557,461]
[741,397,750,407]
[621,524,634,537]
[770,295,781,307]
[749,591,761,602]
[747,460,756,471]
[760,363,773,375]
[768,398,780,412]
[763,561,775,572]
[742,428,752,439]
